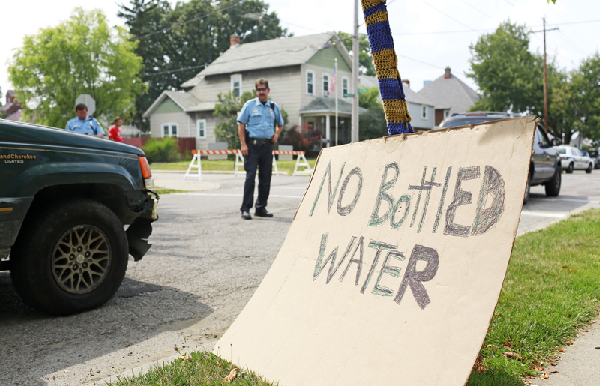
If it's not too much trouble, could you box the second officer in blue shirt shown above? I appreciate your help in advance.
[237,78,284,220]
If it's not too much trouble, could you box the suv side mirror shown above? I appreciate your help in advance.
[551,138,561,146]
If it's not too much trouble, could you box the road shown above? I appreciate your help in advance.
[1,170,599,386]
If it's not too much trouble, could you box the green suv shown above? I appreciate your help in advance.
[0,119,158,315]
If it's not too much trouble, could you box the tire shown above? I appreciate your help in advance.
[586,163,593,174]
[566,162,574,174]
[523,173,531,205]
[545,164,562,197]
[10,199,128,315]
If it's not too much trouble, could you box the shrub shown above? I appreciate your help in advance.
[142,137,181,163]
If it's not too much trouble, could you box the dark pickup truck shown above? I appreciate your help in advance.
[0,119,158,315]
[440,113,562,204]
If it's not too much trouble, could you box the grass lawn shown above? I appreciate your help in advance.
[150,158,317,176]
[110,209,600,386]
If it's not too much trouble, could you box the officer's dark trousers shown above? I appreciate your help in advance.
[241,141,273,212]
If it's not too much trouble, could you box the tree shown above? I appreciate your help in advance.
[337,31,375,76]
[213,91,288,149]
[359,104,387,141]
[8,8,145,128]
[118,0,172,131]
[357,86,387,141]
[467,21,565,132]
[214,91,255,150]
[553,54,600,145]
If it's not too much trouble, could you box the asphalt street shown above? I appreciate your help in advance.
[0,168,599,385]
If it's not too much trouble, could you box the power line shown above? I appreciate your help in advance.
[457,0,495,20]
[420,0,477,31]
[556,30,588,56]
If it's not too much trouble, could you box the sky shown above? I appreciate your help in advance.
[2,0,599,102]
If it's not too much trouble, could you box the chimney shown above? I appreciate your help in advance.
[402,79,410,88]
[229,35,242,47]
[444,66,451,79]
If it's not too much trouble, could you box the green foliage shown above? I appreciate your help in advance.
[467,21,565,137]
[142,137,181,163]
[118,0,172,131]
[8,8,145,129]
[336,31,375,76]
[214,91,289,150]
[213,91,255,149]
[358,86,381,110]
[466,209,600,383]
[119,0,291,132]
[359,104,388,141]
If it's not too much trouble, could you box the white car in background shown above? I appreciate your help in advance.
[554,145,593,174]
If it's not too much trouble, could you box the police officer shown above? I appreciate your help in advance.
[238,78,284,220]
[65,103,105,138]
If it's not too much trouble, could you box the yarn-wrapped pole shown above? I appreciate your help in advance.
[361,0,414,135]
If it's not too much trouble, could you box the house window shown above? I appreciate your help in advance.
[322,73,330,96]
[231,74,242,98]
[162,123,178,137]
[197,119,206,139]
[306,70,314,95]
[421,105,427,120]
[444,110,450,119]
[342,77,349,98]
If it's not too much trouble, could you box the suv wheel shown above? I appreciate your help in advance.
[586,163,593,174]
[566,162,574,173]
[545,164,562,197]
[10,199,128,315]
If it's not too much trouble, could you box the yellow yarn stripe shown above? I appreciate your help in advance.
[361,0,386,11]
[365,10,388,26]
[372,49,397,70]
[383,100,412,123]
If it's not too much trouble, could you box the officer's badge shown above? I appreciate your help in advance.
[253,109,258,114]
[270,109,273,114]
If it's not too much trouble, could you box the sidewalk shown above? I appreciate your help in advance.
[152,170,221,191]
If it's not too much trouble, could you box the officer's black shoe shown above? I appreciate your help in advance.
[255,209,274,218]
[241,210,252,220]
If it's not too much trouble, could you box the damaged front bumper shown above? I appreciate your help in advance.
[126,191,159,261]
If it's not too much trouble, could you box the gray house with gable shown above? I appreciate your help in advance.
[143,33,365,150]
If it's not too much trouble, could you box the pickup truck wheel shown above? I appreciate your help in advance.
[545,164,562,197]
[586,163,593,174]
[523,173,531,205]
[566,162,574,173]
[10,199,128,315]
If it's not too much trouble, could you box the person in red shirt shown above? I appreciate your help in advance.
[108,117,123,142]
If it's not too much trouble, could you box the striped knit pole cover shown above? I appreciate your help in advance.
[361,0,414,135]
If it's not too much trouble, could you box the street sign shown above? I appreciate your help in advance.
[344,93,355,98]
[76,94,96,116]
[358,88,368,94]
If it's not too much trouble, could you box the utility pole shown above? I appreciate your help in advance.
[532,19,558,133]
[351,0,359,142]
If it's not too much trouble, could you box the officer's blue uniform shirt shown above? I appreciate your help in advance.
[65,116,105,136]
[237,98,284,139]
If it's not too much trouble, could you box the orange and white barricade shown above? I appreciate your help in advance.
[184,149,312,180]
[184,149,241,181]
[272,150,313,176]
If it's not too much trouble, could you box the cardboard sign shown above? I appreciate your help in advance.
[215,117,535,386]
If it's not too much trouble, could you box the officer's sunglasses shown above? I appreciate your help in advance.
[256,87,268,91]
